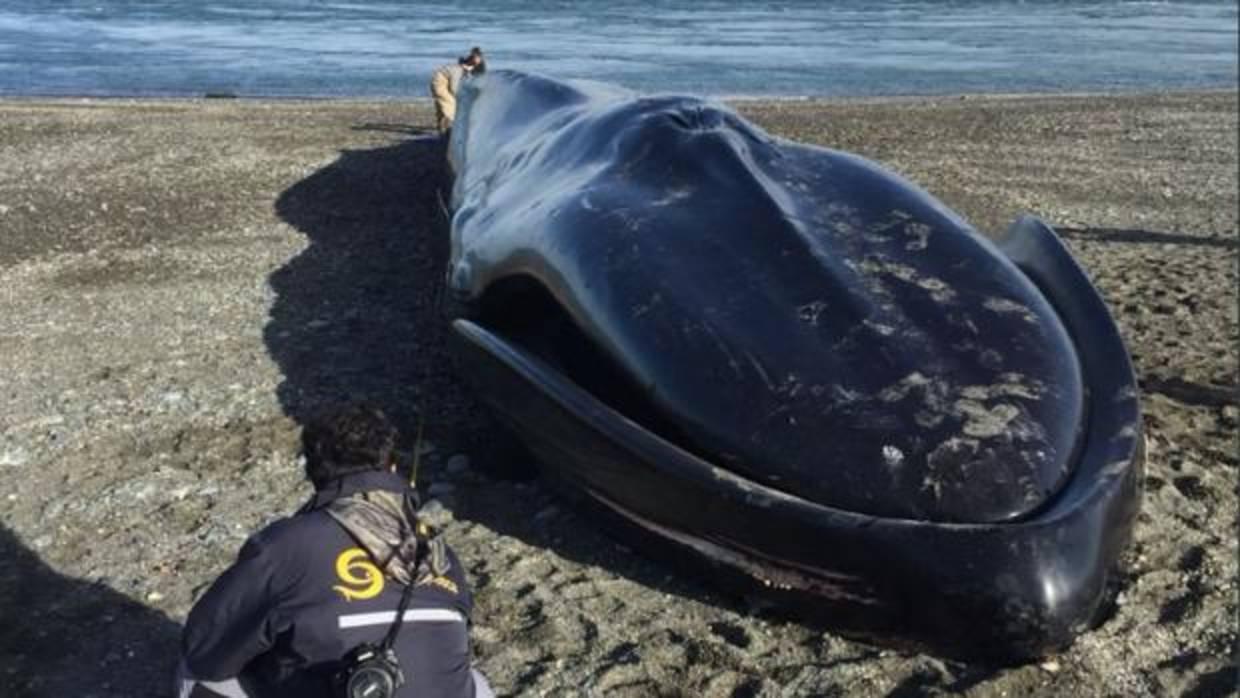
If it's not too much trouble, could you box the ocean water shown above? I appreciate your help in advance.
[0,1,1235,98]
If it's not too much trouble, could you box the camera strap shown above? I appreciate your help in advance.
[378,494,430,653]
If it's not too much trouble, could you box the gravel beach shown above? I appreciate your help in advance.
[0,91,1235,697]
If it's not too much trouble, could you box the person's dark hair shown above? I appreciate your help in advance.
[302,404,398,488]
[460,46,486,73]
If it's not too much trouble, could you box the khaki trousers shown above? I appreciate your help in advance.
[430,72,456,134]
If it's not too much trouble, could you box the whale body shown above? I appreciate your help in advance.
[443,70,1143,660]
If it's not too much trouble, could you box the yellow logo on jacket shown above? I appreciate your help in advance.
[333,548,384,601]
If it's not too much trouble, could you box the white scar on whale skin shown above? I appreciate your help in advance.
[983,297,1038,324]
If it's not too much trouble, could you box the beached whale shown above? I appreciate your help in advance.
[442,70,1143,660]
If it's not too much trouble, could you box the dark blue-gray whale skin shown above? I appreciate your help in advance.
[443,70,1143,661]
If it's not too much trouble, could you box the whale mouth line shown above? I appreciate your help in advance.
[584,485,883,607]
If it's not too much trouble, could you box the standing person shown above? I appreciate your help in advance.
[429,47,486,135]
[178,404,493,698]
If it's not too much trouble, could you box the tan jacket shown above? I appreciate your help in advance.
[430,63,466,96]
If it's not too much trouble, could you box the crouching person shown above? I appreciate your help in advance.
[178,405,493,698]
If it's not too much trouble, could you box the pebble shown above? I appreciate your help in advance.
[145,591,164,602]
[471,624,500,644]
[419,499,453,527]
[1040,660,1062,673]
[0,447,29,467]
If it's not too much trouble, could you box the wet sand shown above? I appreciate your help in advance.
[0,91,1235,697]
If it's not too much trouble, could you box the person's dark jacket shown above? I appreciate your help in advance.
[182,470,476,698]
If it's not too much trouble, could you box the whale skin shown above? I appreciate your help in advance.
[443,70,1143,661]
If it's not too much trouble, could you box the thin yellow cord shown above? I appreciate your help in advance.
[410,412,426,487]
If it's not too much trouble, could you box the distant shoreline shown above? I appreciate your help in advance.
[0,86,1235,106]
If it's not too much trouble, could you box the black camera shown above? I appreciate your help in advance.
[337,643,405,698]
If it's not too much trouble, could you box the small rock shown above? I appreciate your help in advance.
[445,453,469,475]
[146,591,164,602]
[0,447,29,467]
[472,625,500,644]
[1040,659,1061,673]
[419,499,453,527]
